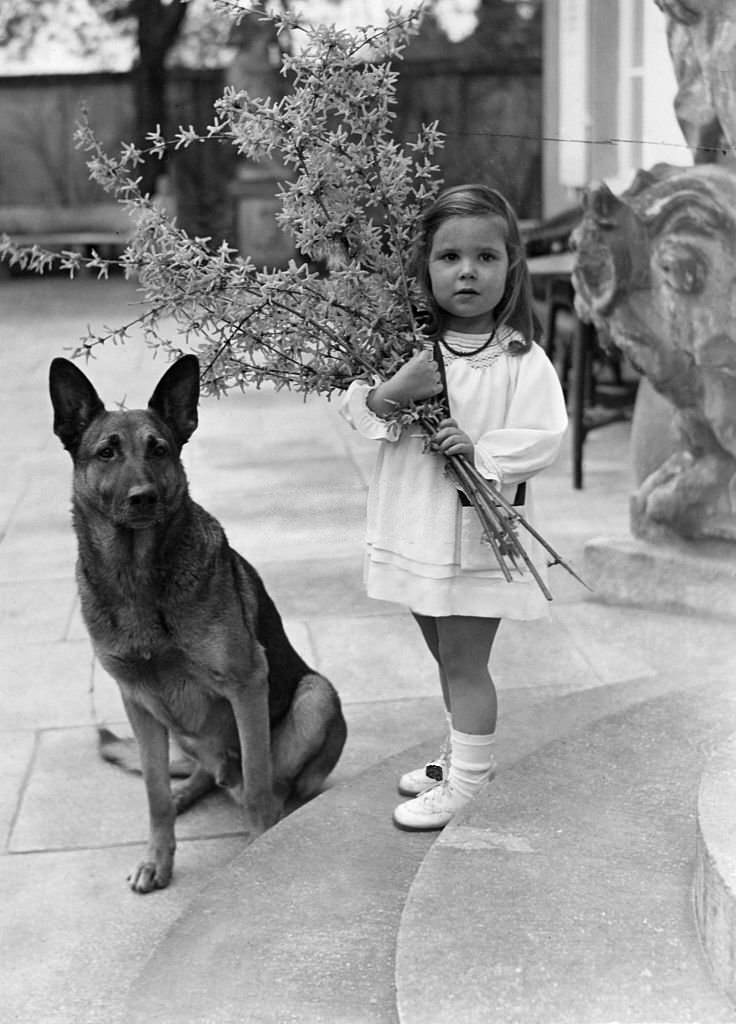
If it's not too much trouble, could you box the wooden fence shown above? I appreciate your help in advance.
[0,55,541,260]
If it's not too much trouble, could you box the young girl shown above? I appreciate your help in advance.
[340,184,568,830]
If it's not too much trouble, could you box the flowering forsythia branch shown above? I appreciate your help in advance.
[2,6,443,420]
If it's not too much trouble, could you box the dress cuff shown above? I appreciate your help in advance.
[338,380,402,441]
[473,446,503,485]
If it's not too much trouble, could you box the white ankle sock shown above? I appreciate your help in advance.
[448,728,495,800]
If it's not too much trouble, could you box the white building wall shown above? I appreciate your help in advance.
[544,0,692,217]
[612,0,691,193]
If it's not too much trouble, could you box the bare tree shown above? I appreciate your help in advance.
[109,1,188,194]
[1,0,191,195]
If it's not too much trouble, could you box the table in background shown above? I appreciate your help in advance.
[527,251,637,490]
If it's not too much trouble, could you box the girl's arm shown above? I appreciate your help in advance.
[338,380,401,440]
[473,344,568,485]
[366,349,442,418]
[338,349,442,441]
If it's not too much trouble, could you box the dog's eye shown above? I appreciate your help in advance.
[150,440,169,457]
[97,446,115,461]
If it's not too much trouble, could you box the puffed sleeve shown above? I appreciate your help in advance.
[474,343,568,485]
[338,379,402,442]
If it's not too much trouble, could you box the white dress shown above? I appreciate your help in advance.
[339,328,569,619]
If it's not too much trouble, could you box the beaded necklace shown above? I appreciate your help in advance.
[440,328,497,358]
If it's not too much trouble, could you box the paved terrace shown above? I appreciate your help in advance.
[1,276,734,1023]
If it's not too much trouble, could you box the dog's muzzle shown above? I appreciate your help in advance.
[122,484,160,527]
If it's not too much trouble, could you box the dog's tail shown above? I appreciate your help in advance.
[97,727,195,778]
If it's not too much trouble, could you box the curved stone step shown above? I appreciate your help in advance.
[121,674,703,1024]
[695,731,736,1004]
[124,743,437,1024]
[395,679,736,1024]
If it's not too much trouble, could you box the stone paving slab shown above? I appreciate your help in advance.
[188,453,365,502]
[10,725,247,853]
[253,554,399,619]
[0,731,36,848]
[307,613,442,703]
[553,600,736,683]
[222,505,367,563]
[0,836,246,1024]
[0,520,77,583]
[0,577,77,642]
[0,387,61,445]
[546,605,657,685]
[185,391,351,466]
[312,611,595,701]
[0,448,60,523]
[1,638,97,730]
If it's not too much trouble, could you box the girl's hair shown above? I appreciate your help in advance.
[410,184,539,352]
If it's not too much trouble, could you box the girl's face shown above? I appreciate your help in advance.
[427,214,509,333]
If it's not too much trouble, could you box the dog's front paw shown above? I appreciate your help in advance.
[127,855,173,893]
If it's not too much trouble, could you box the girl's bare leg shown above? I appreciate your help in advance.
[412,611,450,710]
[397,612,452,797]
[435,615,501,734]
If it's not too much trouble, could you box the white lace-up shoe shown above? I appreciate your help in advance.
[393,780,472,831]
[397,740,450,796]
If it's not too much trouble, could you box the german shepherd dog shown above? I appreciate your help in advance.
[49,355,347,893]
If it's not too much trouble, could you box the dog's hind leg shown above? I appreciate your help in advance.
[292,711,347,802]
[98,727,196,778]
[172,765,217,814]
[227,651,279,834]
[271,673,347,806]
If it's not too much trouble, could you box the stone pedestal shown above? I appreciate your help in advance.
[584,534,736,619]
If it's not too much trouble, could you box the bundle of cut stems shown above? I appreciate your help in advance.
[417,415,590,600]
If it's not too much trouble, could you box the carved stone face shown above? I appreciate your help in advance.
[572,163,736,457]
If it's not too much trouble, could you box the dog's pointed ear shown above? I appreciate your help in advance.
[49,358,106,457]
[148,355,200,447]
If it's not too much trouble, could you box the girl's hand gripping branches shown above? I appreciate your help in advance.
[367,349,443,418]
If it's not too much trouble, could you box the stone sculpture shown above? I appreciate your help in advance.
[572,0,736,542]
[653,0,736,163]
[572,163,736,541]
